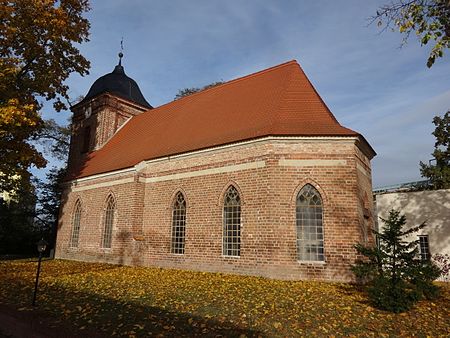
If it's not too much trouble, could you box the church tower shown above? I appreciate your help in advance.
[68,53,152,173]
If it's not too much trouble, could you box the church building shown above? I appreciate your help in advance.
[55,58,376,282]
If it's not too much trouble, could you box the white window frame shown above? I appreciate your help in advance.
[171,192,187,255]
[296,184,325,262]
[222,186,241,257]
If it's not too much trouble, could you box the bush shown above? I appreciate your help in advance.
[432,253,450,282]
[352,210,441,312]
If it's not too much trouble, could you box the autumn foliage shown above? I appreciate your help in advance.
[372,0,450,67]
[0,259,449,337]
[0,0,90,191]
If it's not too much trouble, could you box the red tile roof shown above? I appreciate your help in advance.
[72,60,374,179]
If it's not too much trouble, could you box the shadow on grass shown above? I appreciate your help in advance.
[1,275,263,337]
[335,283,372,306]
[54,292,263,337]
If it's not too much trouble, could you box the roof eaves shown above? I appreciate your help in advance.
[72,91,152,110]
[73,133,365,180]
[355,135,377,160]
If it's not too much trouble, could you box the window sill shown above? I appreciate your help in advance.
[297,260,326,265]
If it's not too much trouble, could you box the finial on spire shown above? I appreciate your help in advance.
[118,37,124,66]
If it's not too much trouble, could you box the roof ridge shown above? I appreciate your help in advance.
[153,60,299,110]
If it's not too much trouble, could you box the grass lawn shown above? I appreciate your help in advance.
[0,259,449,337]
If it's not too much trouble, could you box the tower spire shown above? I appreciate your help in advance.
[118,37,124,66]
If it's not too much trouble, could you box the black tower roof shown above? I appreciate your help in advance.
[81,60,152,108]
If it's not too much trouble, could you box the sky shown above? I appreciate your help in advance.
[40,0,450,188]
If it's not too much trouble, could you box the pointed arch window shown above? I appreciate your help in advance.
[223,186,241,257]
[171,192,187,254]
[70,201,82,248]
[102,195,115,249]
[296,184,324,261]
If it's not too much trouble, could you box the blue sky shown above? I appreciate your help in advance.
[40,0,450,188]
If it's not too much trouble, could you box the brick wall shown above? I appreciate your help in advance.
[56,137,374,282]
[68,94,148,171]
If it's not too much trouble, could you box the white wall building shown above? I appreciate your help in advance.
[374,188,450,260]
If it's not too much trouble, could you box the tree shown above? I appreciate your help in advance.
[38,119,72,162]
[372,0,450,67]
[0,0,90,192]
[34,166,68,253]
[32,119,71,253]
[352,210,441,312]
[0,178,39,255]
[0,118,70,256]
[174,81,224,100]
[420,111,450,189]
